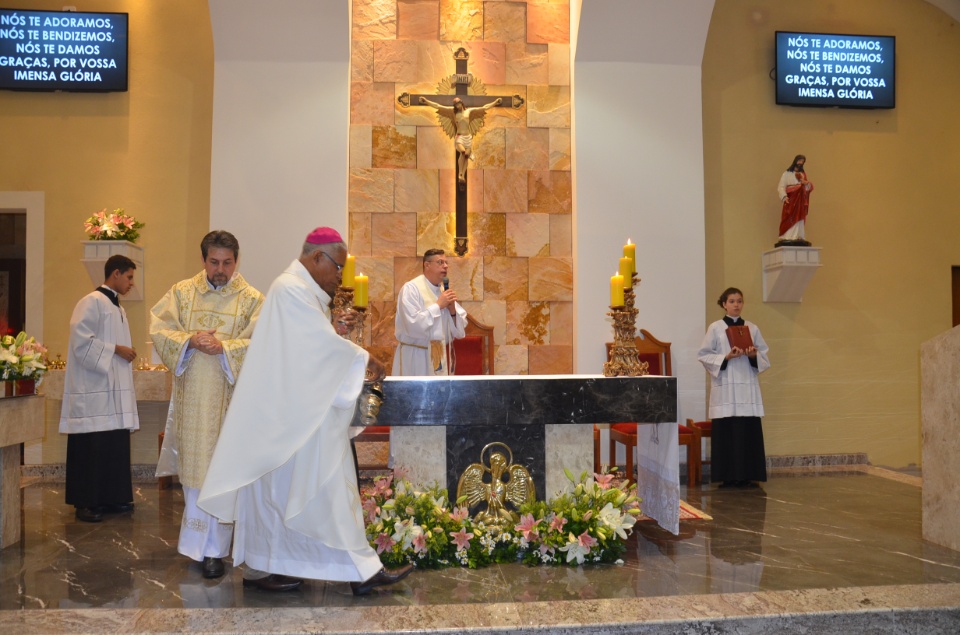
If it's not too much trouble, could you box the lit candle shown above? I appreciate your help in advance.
[619,256,633,289]
[354,273,368,307]
[623,239,636,274]
[341,254,355,287]
[610,272,624,307]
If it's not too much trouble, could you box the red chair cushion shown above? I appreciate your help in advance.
[452,336,484,375]
[637,352,663,375]
[691,420,712,434]
[360,426,390,435]
[678,424,694,434]
[610,423,638,434]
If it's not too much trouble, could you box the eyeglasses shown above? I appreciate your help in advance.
[320,251,344,272]
[426,259,448,267]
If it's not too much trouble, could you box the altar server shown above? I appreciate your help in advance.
[697,287,770,487]
[150,230,264,579]
[60,255,139,523]
[198,227,413,594]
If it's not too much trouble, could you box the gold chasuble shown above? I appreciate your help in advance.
[150,272,264,489]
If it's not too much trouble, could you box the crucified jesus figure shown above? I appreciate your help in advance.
[419,95,502,184]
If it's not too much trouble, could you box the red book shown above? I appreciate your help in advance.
[725,324,753,350]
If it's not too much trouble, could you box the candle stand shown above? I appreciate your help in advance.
[603,273,648,377]
[333,285,354,318]
[352,306,368,346]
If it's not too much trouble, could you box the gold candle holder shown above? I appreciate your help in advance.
[333,285,354,316]
[333,286,356,340]
[352,306,368,345]
[603,304,648,377]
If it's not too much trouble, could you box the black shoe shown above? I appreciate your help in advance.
[202,557,225,579]
[103,502,134,513]
[350,564,414,596]
[75,507,103,523]
[242,574,303,592]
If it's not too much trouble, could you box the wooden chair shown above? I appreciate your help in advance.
[353,315,495,473]
[687,418,712,482]
[601,330,703,487]
[451,315,495,376]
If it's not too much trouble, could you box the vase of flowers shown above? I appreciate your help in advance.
[83,208,144,243]
[0,331,48,398]
[80,208,145,301]
[361,467,640,570]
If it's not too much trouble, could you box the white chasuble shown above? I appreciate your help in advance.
[199,260,381,581]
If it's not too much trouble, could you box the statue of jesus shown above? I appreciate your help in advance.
[419,95,502,183]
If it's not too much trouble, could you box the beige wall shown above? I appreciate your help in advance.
[0,0,214,357]
[6,0,958,470]
[703,0,960,466]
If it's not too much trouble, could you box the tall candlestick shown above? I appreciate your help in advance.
[624,239,636,274]
[619,256,633,288]
[342,254,355,287]
[355,273,368,307]
[610,272,624,307]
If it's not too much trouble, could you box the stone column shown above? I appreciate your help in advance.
[920,325,960,552]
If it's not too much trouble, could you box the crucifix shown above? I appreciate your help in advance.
[398,47,523,256]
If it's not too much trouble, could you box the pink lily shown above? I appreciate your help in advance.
[372,476,394,497]
[412,532,428,554]
[449,528,474,551]
[578,531,598,549]
[594,472,615,490]
[374,532,396,554]
[549,514,567,533]
[514,514,541,541]
[361,497,380,522]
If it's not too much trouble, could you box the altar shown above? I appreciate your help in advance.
[353,374,681,534]
[0,395,44,548]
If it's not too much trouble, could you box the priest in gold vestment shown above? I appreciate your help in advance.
[150,231,264,579]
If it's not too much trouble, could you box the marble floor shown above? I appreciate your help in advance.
[2,466,960,634]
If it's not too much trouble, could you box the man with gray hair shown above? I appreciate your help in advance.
[199,227,413,595]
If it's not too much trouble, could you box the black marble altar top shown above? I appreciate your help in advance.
[355,374,677,427]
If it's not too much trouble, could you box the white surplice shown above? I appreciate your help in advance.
[59,288,139,434]
[697,319,770,419]
[198,260,381,582]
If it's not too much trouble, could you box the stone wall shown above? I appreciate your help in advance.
[349,0,573,374]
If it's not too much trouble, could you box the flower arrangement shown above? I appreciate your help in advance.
[0,331,48,381]
[83,208,145,243]
[362,467,640,570]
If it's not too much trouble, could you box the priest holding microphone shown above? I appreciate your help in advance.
[392,248,468,376]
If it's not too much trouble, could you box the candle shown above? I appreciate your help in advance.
[619,256,633,288]
[342,254,355,287]
[354,273,368,307]
[623,240,636,274]
[610,272,624,307]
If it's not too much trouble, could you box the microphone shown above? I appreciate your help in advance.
[442,277,449,291]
